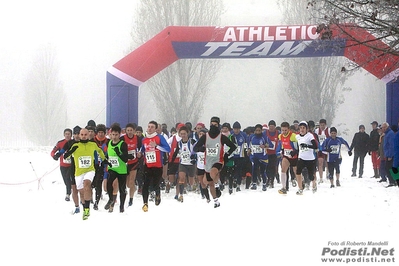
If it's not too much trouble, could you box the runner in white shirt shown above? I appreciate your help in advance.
[296,121,318,195]
[314,118,331,184]
[170,126,196,202]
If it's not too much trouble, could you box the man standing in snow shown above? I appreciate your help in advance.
[392,119,399,185]
[349,125,369,178]
[381,122,397,187]
[369,121,380,179]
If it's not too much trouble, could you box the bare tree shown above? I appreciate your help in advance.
[278,0,352,124]
[308,0,399,76]
[23,44,67,146]
[130,0,223,127]
[360,72,386,123]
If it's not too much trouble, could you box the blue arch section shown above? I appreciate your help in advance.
[386,80,399,126]
[107,25,399,127]
[106,72,139,128]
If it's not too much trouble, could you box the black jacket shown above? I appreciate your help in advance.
[350,132,370,153]
[368,129,380,152]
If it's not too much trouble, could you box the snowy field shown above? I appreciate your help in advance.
[0,147,398,266]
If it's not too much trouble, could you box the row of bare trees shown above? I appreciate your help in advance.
[130,0,224,127]
[278,0,353,124]
[24,44,67,145]
[23,0,396,145]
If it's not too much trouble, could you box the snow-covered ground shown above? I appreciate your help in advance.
[1,147,398,266]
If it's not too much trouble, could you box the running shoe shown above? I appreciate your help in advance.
[278,188,287,194]
[83,208,90,220]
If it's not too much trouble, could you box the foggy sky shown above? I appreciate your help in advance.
[0,0,386,146]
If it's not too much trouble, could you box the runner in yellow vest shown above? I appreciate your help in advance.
[64,128,109,220]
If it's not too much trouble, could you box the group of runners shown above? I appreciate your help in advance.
[51,117,382,220]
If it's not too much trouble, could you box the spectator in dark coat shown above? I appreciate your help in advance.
[392,121,399,186]
[349,125,369,178]
[377,126,388,183]
[382,122,397,187]
[369,121,380,178]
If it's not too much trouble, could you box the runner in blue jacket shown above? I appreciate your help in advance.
[322,127,350,188]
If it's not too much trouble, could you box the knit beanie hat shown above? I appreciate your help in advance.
[73,126,82,135]
[210,116,220,125]
[233,121,241,129]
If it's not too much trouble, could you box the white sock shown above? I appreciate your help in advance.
[281,172,287,188]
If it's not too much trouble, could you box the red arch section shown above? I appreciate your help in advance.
[332,24,399,82]
[109,25,399,85]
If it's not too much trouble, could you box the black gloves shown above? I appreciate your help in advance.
[325,147,332,153]
[52,147,67,160]
[300,143,308,148]
[348,150,353,156]
[101,159,112,168]
[290,150,297,157]
[190,154,197,165]
[197,146,206,153]
[64,146,78,158]
[52,153,61,161]
[392,167,398,174]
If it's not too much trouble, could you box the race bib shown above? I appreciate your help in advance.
[198,154,205,163]
[331,145,340,154]
[251,145,263,154]
[206,147,218,157]
[319,135,326,143]
[300,145,309,152]
[268,141,276,150]
[128,149,136,159]
[284,149,293,157]
[233,145,240,155]
[78,156,92,168]
[146,151,157,163]
[180,151,191,164]
[108,156,120,168]
[62,157,71,164]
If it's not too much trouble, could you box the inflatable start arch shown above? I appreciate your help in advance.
[107,25,399,127]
